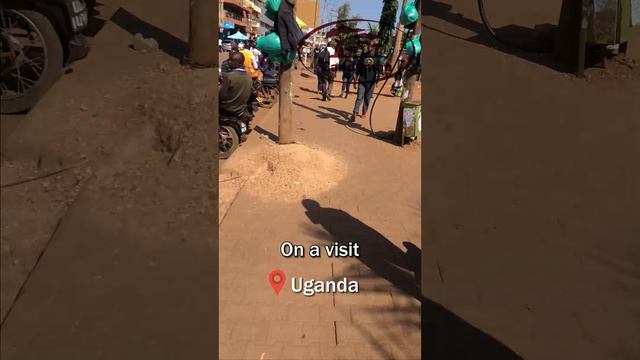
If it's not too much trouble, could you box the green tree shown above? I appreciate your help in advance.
[378,0,398,54]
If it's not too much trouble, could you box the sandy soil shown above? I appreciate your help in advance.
[1,1,218,357]
[424,1,640,359]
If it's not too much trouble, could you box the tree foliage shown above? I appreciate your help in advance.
[378,0,398,54]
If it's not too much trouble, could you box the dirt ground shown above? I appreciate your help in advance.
[424,1,640,359]
[218,66,422,359]
[1,1,218,358]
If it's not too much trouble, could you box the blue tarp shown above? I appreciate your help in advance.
[228,31,249,40]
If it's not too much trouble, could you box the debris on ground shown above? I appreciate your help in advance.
[246,143,347,202]
[131,33,159,53]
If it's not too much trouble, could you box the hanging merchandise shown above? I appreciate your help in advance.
[274,0,303,55]
[405,34,421,56]
[256,32,282,54]
[265,0,281,13]
[266,9,276,21]
[400,2,419,26]
[271,51,294,65]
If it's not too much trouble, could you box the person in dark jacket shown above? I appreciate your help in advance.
[339,55,356,98]
[351,46,379,122]
[219,52,253,116]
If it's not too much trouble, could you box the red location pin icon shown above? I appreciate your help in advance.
[269,269,286,295]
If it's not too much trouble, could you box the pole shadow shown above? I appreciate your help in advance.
[301,199,523,359]
[425,0,573,73]
[109,7,188,60]
[292,101,397,145]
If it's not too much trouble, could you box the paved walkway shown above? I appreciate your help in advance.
[219,71,422,359]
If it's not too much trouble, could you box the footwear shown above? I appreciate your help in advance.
[349,114,356,122]
[361,114,368,121]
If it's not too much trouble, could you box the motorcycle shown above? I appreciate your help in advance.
[1,0,90,113]
[219,109,252,160]
[218,64,255,159]
[260,66,279,104]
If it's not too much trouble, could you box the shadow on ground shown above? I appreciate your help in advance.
[292,101,397,145]
[110,7,187,60]
[425,0,583,73]
[302,199,523,359]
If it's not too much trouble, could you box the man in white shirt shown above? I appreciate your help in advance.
[324,41,338,100]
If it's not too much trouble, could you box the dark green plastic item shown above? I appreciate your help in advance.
[266,0,281,13]
[256,32,282,54]
[400,3,419,25]
[405,35,421,56]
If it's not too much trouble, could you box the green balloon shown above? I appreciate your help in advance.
[405,36,421,56]
[256,32,282,55]
[266,0,281,13]
[400,3,419,26]
[271,51,294,65]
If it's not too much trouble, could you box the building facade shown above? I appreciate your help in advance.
[220,0,263,39]
[295,0,320,30]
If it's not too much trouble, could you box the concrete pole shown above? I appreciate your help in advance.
[189,0,217,67]
[278,64,294,144]
[390,0,408,64]
[393,0,421,145]
[278,0,297,144]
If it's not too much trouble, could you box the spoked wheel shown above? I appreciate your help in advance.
[219,125,239,160]
[255,81,275,109]
[0,9,64,113]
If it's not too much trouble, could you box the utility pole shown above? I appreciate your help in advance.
[188,0,217,67]
[278,0,296,144]
[393,0,421,145]
[390,0,407,64]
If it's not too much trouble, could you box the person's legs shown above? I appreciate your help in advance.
[344,76,352,97]
[351,83,366,120]
[361,83,375,116]
[326,71,335,99]
[321,74,329,101]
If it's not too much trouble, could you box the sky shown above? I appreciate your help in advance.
[318,0,403,24]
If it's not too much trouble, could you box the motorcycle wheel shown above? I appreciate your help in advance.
[1,10,64,114]
[269,87,279,103]
[256,85,274,109]
[219,125,239,160]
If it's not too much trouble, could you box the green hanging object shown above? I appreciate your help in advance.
[400,3,419,26]
[405,35,421,56]
[271,51,294,65]
[256,32,282,55]
[265,9,276,21]
[265,0,281,13]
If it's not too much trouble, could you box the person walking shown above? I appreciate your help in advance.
[325,41,338,99]
[316,44,333,100]
[314,45,323,94]
[339,55,356,98]
[351,45,379,122]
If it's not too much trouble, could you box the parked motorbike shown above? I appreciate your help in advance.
[219,109,252,160]
[1,0,90,113]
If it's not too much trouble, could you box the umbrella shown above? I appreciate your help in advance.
[228,31,248,40]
